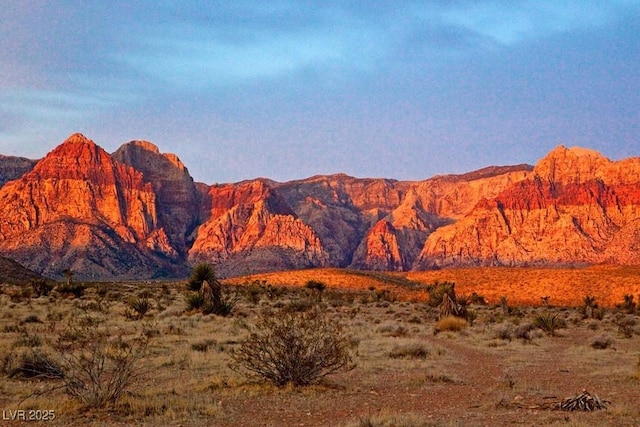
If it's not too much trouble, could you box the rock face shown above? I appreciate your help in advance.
[415,146,640,268]
[0,155,37,187]
[1,134,640,280]
[0,134,184,279]
[112,141,200,256]
[188,180,330,277]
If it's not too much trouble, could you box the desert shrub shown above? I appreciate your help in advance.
[12,331,42,348]
[185,293,205,311]
[3,349,63,379]
[376,323,409,337]
[388,343,430,359]
[470,292,487,305]
[616,315,638,338]
[283,299,314,313]
[533,312,565,336]
[56,282,86,298]
[51,313,151,408]
[500,296,510,315]
[230,308,355,386]
[618,294,637,315]
[591,335,613,350]
[493,324,514,341]
[22,314,42,324]
[245,284,263,305]
[31,279,54,298]
[514,323,537,341]
[434,316,467,333]
[352,413,431,427]
[305,280,326,302]
[191,339,217,353]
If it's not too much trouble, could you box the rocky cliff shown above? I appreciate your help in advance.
[0,134,185,279]
[112,140,201,256]
[188,180,330,277]
[1,135,639,280]
[415,146,640,268]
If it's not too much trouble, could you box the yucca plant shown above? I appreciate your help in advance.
[127,296,151,319]
[533,312,564,336]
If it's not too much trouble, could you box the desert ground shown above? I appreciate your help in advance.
[1,266,639,426]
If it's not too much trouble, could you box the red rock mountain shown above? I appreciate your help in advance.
[1,134,639,280]
[112,140,200,256]
[415,146,640,268]
[0,134,185,279]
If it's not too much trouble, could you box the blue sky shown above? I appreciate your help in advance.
[1,1,639,183]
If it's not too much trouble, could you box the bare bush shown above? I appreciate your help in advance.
[230,308,355,386]
[51,313,151,408]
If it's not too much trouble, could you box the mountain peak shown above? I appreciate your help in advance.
[534,145,610,184]
[124,140,161,154]
[63,132,95,145]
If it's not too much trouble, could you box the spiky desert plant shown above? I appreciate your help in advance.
[187,263,217,292]
[427,281,456,307]
[533,312,564,336]
[186,263,237,316]
[620,294,637,314]
[127,296,151,319]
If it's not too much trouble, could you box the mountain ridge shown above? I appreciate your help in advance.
[1,133,638,280]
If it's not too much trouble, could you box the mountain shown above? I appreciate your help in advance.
[112,140,201,256]
[415,146,640,268]
[0,155,37,187]
[188,179,330,277]
[0,134,187,279]
[1,134,639,280]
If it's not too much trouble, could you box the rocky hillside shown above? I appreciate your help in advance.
[0,255,44,284]
[415,146,640,268]
[0,155,37,187]
[0,134,187,279]
[1,134,638,280]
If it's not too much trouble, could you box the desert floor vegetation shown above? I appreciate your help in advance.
[0,266,639,426]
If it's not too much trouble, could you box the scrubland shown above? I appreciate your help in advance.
[0,266,639,426]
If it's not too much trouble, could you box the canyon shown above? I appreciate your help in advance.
[0,133,638,280]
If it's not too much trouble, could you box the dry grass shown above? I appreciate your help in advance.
[0,267,639,426]
[434,316,467,333]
